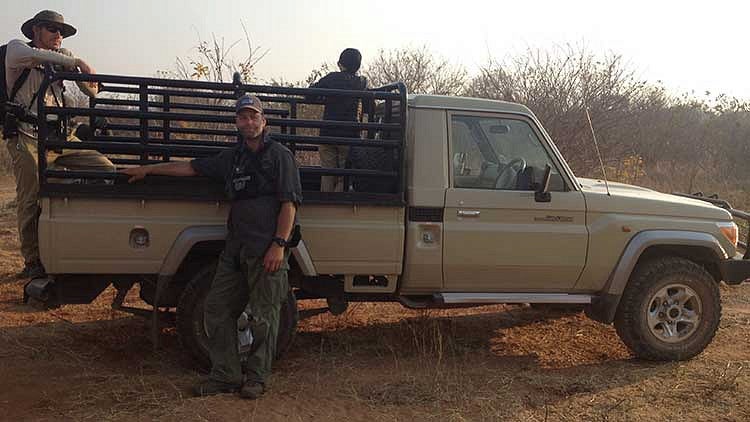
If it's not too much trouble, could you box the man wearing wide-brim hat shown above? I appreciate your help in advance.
[4,10,114,280]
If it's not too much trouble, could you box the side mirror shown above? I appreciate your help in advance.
[535,164,552,202]
[453,152,469,176]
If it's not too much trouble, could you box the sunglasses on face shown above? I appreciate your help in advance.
[42,24,63,34]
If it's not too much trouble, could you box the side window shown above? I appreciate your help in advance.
[450,114,566,191]
[451,119,484,182]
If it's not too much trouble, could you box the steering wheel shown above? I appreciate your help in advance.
[494,157,527,189]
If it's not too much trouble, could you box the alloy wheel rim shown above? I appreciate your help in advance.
[646,283,702,343]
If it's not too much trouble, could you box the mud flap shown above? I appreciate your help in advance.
[151,275,171,350]
[23,277,55,305]
[585,293,620,324]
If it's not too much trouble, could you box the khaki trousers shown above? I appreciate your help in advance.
[319,144,349,192]
[6,132,115,264]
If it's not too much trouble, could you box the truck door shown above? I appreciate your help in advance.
[443,112,588,291]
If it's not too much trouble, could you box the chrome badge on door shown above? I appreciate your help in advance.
[534,215,574,223]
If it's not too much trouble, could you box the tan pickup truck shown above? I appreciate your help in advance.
[25,70,750,366]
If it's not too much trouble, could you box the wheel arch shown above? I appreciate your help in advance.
[587,230,727,324]
[150,226,316,304]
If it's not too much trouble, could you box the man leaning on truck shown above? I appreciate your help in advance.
[2,10,114,280]
[121,94,302,400]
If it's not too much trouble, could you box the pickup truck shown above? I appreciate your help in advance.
[24,69,750,366]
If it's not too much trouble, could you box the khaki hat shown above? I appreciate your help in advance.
[22,10,77,39]
[235,94,264,114]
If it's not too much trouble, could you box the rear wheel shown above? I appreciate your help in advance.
[614,256,721,361]
[176,261,299,369]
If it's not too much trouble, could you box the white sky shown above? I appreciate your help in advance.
[3,0,748,98]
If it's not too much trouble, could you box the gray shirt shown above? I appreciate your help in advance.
[5,39,98,137]
[191,137,302,256]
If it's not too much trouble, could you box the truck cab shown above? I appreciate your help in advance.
[27,69,750,364]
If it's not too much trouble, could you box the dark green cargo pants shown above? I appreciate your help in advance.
[204,244,289,386]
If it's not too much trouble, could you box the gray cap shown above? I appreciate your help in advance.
[236,94,264,114]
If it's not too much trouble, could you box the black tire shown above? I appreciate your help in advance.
[347,145,397,193]
[614,256,721,361]
[176,261,299,370]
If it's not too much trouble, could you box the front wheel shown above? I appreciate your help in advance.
[176,261,299,369]
[614,256,721,361]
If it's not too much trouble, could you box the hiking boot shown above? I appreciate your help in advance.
[239,381,265,400]
[191,379,240,397]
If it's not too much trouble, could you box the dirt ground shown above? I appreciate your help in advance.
[0,177,748,422]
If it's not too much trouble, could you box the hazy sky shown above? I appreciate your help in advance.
[3,0,748,98]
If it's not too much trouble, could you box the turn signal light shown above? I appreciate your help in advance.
[717,222,738,247]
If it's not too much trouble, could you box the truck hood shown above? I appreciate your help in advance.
[577,178,732,220]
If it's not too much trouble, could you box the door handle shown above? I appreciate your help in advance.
[457,210,481,217]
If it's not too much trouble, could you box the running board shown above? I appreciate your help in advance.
[436,293,594,305]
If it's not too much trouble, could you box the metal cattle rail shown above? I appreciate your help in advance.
[35,68,407,205]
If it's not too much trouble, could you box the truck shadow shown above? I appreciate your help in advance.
[292,304,610,363]
[281,306,676,412]
[0,304,679,416]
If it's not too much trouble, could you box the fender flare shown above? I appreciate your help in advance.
[157,225,318,277]
[587,230,727,324]
[151,226,227,349]
[158,226,227,277]
[149,225,317,348]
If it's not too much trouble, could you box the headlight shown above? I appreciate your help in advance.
[717,222,738,247]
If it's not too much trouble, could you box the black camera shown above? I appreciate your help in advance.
[1,102,32,139]
[2,110,19,139]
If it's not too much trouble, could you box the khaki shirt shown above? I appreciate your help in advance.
[5,39,98,137]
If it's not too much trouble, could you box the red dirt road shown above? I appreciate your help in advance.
[0,178,748,421]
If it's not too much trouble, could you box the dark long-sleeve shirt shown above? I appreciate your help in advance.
[310,71,368,137]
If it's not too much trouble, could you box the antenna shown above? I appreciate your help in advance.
[585,108,611,197]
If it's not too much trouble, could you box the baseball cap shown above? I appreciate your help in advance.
[236,94,264,114]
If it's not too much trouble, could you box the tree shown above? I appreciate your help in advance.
[362,46,467,95]
[165,23,268,83]
[466,45,651,177]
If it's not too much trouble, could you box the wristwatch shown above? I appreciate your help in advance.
[271,236,288,248]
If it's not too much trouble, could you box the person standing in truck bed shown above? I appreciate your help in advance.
[2,10,114,280]
[308,48,368,192]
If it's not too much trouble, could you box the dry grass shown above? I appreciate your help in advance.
[1,282,749,421]
[0,180,748,421]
